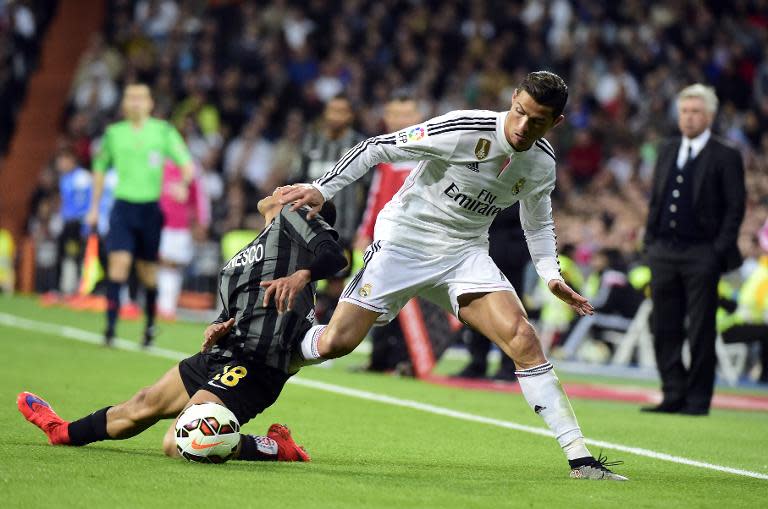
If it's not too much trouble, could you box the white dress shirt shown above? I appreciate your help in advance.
[677,129,711,169]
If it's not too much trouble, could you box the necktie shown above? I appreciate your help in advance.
[683,144,693,169]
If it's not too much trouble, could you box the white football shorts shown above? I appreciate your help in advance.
[340,240,516,324]
[158,227,194,265]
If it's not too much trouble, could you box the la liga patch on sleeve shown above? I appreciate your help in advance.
[396,125,427,146]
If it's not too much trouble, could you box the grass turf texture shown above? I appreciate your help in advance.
[0,295,766,508]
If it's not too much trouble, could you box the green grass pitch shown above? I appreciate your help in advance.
[0,295,766,508]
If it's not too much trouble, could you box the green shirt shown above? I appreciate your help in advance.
[92,118,192,203]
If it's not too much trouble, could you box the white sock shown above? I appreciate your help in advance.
[297,325,328,366]
[563,437,591,461]
[157,266,182,315]
[515,362,591,460]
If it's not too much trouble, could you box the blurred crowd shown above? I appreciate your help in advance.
[0,0,55,153]
[23,0,768,259]
[14,1,768,370]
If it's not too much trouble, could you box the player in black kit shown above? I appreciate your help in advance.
[18,187,346,463]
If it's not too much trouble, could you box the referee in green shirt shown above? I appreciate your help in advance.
[86,84,194,346]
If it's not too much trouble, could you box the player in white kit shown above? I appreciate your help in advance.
[281,71,627,481]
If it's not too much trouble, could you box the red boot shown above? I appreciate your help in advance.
[267,423,310,462]
[17,392,70,445]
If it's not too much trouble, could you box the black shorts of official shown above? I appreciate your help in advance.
[178,352,290,425]
[106,199,163,261]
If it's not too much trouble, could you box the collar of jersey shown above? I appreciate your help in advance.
[497,112,517,155]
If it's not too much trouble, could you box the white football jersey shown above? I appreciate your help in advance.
[312,109,562,282]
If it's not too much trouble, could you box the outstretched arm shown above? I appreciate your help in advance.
[520,187,593,316]
[280,112,465,216]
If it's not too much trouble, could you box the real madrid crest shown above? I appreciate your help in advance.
[511,177,526,195]
[359,283,373,298]
[475,138,491,160]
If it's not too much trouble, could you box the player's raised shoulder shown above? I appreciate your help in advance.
[399,110,497,145]
[534,137,556,161]
[425,109,499,126]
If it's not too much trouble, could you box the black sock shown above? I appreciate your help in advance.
[144,287,157,329]
[568,456,596,469]
[68,407,112,446]
[106,281,121,335]
[237,434,278,461]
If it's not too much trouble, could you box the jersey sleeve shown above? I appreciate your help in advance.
[519,183,562,283]
[92,129,113,173]
[281,205,338,250]
[312,111,465,201]
[165,124,192,166]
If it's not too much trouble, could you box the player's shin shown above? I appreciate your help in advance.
[105,281,121,338]
[157,266,182,316]
[144,287,158,329]
[67,406,113,446]
[515,362,592,460]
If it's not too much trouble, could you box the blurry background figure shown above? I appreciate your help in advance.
[529,243,584,355]
[292,93,366,247]
[94,167,117,293]
[643,84,745,415]
[85,84,195,346]
[353,93,422,372]
[223,111,274,193]
[290,94,364,319]
[0,223,15,294]
[55,147,91,296]
[453,203,529,381]
[157,160,210,320]
[28,166,61,295]
[719,220,768,384]
[557,248,644,363]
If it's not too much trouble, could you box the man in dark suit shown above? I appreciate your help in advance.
[643,84,746,416]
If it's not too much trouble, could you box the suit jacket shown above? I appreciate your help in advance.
[644,135,745,272]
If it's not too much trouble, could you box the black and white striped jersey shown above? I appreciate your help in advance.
[294,127,367,245]
[311,109,562,282]
[211,205,336,373]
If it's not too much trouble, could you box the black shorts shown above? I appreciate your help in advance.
[178,352,290,425]
[106,200,163,261]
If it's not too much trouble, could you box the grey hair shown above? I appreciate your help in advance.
[677,83,718,115]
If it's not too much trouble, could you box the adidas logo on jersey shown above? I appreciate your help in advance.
[465,162,479,172]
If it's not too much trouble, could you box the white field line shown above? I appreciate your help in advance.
[1,311,766,481]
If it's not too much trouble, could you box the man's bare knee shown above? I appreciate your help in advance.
[315,302,379,359]
[162,433,179,457]
[136,261,158,288]
[107,252,132,282]
[502,318,545,366]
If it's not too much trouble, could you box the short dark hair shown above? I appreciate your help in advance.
[319,201,337,228]
[518,71,568,118]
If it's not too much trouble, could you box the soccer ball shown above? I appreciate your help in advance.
[175,402,241,464]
